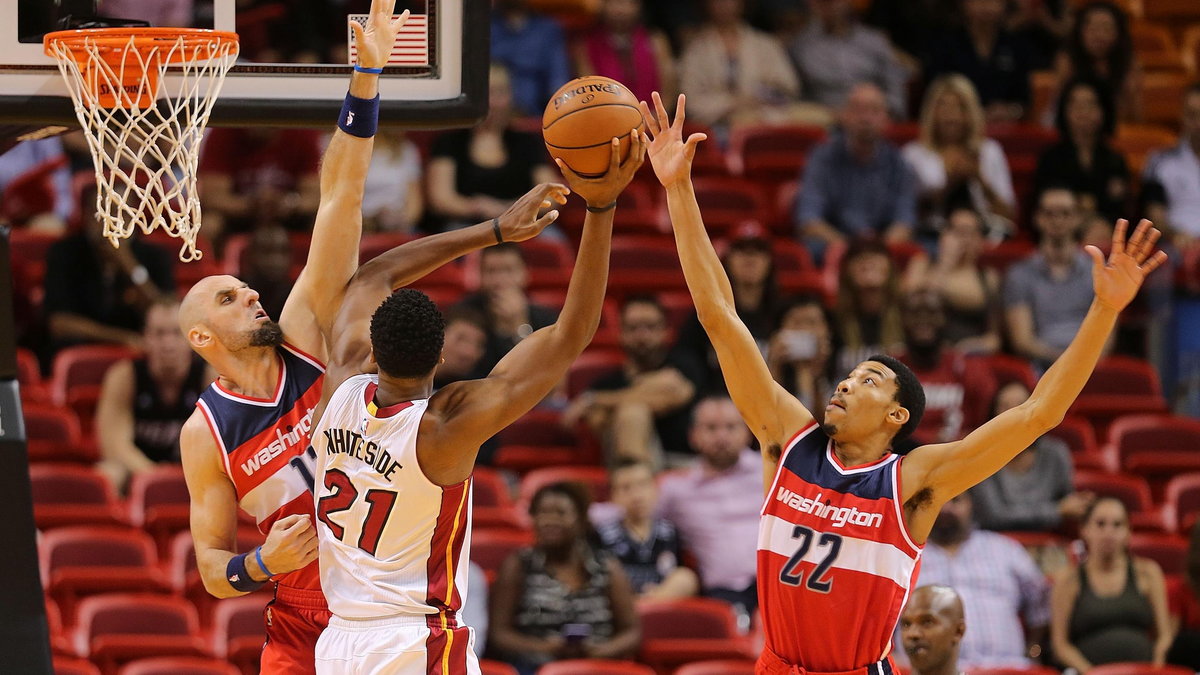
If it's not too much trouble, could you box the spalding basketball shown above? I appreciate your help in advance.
[543,76,644,179]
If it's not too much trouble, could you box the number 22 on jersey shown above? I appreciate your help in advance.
[779,524,842,593]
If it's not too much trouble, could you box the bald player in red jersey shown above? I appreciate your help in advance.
[639,91,1167,675]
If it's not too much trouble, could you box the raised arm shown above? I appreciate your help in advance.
[278,0,410,361]
[641,93,813,491]
[316,184,570,412]
[420,136,646,485]
[902,219,1167,540]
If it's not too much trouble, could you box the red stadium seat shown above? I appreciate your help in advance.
[1163,472,1200,534]
[607,236,688,300]
[29,464,125,530]
[472,467,514,509]
[50,345,139,407]
[681,177,771,235]
[127,466,191,552]
[53,656,101,675]
[1070,357,1168,430]
[519,466,612,506]
[986,124,1058,160]
[359,232,419,263]
[66,385,102,439]
[980,354,1038,391]
[24,403,96,465]
[480,660,519,675]
[493,409,584,473]
[1129,533,1189,576]
[168,527,267,624]
[729,124,827,178]
[470,529,533,582]
[16,346,48,403]
[1105,414,1200,475]
[118,657,240,675]
[46,597,73,655]
[1088,664,1195,675]
[638,598,754,671]
[675,660,759,675]
[74,594,209,671]
[567,351,625,398]
[1074,471,1165,531]
[473,506,530,532]
[42,527,170,623]
[1142,71,1190,128]
[222,232,310,280]
[979,239,1035,275]
[1045,415,1098,456]
[538,660,656,675]
[210,595,267,668]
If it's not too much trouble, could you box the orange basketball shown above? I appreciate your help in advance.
[543,76,644,179]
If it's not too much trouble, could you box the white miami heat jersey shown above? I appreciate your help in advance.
[312,374,472,620]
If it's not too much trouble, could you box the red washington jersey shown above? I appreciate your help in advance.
[196,343,325,591]
[758,422,923,670]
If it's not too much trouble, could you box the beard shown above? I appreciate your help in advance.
[248,320,284,347]
[820,421,838,437]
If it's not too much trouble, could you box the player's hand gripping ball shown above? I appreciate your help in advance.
[543,76,644,178]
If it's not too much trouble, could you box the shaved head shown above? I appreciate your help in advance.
[177,275,240,335]
[179,275,282,357]
[901,585,965,675]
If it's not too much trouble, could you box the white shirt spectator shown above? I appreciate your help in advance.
[1143,141,1200,238]
[902,138,1016,218]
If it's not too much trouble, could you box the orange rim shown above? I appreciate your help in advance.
[44,28,239,65]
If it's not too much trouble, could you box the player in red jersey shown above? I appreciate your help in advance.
[639,91,1167,675]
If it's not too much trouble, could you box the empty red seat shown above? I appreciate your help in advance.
[50,345,139,407]
[53,656,101,675]
[42,527,170,622]
[480,660,519,675]
[16,346,49,403]
[29,464,125,530]
[675,660,758,675]
[1074,470,1163,531]
[472,467,514,509]
[1088,664,1194,675]
[127,466,191,551]
[986,123,1058,160]
[473,506,530,532]
[118,657,240,675]
[1045,415,1098,456]
[519,466,612,506]
[470,529,533,582]
[493,409,583,473]
[1103,414,1200,478]
[74,594,209,670]
[608,237,687,300]
[729,124,827,179]
[222,232,310,280]
[47,597,73,655]
[1070,357,1168,428]
[1163,472,1200,534]
[24,403,96,464]
[980,354,1038,392]
[567,351,625,398]
[169,528,267,624]
[210,595,267,669]
[638,598,754,670]
[1129,533,1189,576]
[65,385,102,438]
[538,660,656,675]
[683,178,770,235]
[359,232,419,264]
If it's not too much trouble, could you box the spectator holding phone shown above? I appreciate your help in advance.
[766,295,836,420]
[489,483,641,675]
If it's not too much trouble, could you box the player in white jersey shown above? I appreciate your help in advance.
[307,137,646,674]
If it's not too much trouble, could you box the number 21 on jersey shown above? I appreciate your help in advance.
[779,524,842,593]
[316,468,398,557]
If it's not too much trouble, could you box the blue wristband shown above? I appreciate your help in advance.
[354,64,384,74]
[226,552,266,593]
[255,546,275,578]
[338,91,380,138]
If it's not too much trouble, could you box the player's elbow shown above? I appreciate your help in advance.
[694,302,735,333]
[1023,399,1064,434]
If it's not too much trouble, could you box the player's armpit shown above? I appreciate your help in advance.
[179,412,244,598]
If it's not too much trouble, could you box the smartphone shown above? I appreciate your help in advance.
[562,623,593,646]
[780,330,818,360]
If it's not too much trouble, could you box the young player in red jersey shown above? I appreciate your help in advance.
[639,91,1167,675]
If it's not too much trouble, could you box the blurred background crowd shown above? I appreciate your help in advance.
[10,1,1200,675]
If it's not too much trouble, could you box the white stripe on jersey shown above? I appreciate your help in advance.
[758,514,918,589]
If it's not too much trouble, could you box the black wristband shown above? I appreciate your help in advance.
[226,552,266,593]
[586,201,618,213]
[492,217,504,244]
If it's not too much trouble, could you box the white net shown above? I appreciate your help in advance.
[45,30,239,262]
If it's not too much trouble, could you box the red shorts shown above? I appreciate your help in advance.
[261,584,331,675]
[756,647,897,675]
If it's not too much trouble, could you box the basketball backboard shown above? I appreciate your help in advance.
[0,0,489,142]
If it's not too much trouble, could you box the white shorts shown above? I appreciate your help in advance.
[315,613,481,675]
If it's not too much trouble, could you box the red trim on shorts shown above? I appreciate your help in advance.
[424,621,469,675]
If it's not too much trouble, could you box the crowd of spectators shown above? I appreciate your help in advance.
[9,0,1200,673]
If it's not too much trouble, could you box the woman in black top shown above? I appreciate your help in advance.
[489,482,640,675]
[427,63,557,230]
[1050,497,1172,670]
[1034,76,1131,222]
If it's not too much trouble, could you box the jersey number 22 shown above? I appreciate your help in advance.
[779,525,842,592]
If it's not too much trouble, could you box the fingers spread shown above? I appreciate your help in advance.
[639,101,659,137]
[1111,218,1128,256]
[1084,244,1106,269]
[1143,250,1169,275]
[674,94,687,130]
[652,92,670,131]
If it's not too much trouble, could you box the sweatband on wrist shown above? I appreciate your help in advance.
[226,552,266,593]
[354,64,384,74]
[255,546,275,578]
[492,217,504,244]
[586,201,618,213]
[338,92,380,138]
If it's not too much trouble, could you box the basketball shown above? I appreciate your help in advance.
[543,76,644,179]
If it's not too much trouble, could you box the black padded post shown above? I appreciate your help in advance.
[0,227,53,674]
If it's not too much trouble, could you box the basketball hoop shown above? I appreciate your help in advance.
[44,28,239,261]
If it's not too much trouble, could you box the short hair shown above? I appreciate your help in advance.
[1082,495,1128,525]
[369,289,445,378]
[1054,75,1117,139]
[480,242,525,265]
[1035,183,1079,209]
[621,294,665,320]
[609,457,653,485]
[442,305,487,333]
[866,354,925,445]
[528,481,593,519]
[689,393,737,428]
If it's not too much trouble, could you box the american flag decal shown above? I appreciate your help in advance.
[347,14,430,66]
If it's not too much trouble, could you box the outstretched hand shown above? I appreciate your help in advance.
[495,183,570,243]
[1086,219,1168,312]
[554,129,647,208]
[639,92,708,188]
[350,0,410,70]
